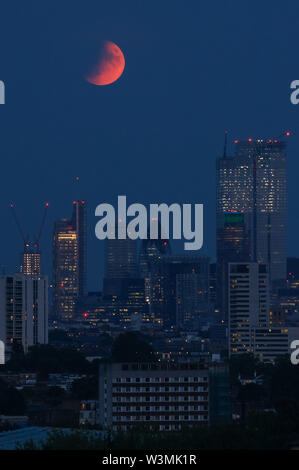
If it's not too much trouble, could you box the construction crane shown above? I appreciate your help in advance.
[10,202,49,253]
[33,202,49,251]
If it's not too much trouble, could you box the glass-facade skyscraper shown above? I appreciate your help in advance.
[52,200,87,319]
[139,222,171,323]
[103,226,139,298]
[216,139,287,283]
[104,238,138,280]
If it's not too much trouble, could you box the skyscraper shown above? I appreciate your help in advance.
[228,262,269,357]
[52,200,87,319]
[216,212,250,322]
[104,238,138,280]
[139,221,171,324]
[103,218,139,299]
[216,139,287,283]
[163,255,210,329]
[0,273,48,361]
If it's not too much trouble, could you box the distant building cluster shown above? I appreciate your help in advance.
[1,134,299,433]
[50,136,299,364]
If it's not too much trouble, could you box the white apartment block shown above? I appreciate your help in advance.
[99,362,209,432]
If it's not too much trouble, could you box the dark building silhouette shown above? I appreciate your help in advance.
[103,235,139,298]
[162,255,210,329]
[103,222,144,321]
[139,221,171,325]
[287,257,299,280]
[104,237,138,280]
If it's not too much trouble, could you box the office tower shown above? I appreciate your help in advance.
[163,255,210,329]
[52,200,87,319]
[216,212,250,322]
[99,362,209,431]
[138,222,171,324]
[216,138,287,283]
[0,273,48,361]
[228,262,269,357]
[139,223,171,279]
[104,238,138,280]
[142,260,166,325]
[103,236,139,301]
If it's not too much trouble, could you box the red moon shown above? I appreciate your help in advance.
[85,40,125,86]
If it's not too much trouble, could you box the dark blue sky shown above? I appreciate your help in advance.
[0,0,299,289]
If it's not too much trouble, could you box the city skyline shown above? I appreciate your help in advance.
[1,133,295,293]
[1,0,299,454]
[1,1,299,290]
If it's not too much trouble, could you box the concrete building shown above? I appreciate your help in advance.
[229,262,269,357]
[0,273,48,361]
[99,362,209,431]
[216,212,250,322]
[228,262,298,362]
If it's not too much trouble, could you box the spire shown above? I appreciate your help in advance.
[223,130,228,158]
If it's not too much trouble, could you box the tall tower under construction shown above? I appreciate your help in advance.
[10,202,49,276]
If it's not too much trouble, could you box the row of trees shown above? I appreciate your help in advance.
[18,407,299,449]
[3,331,154,377]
